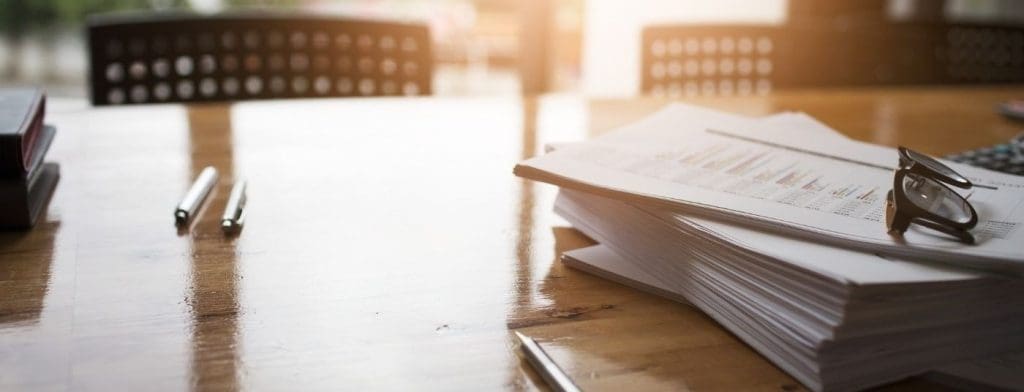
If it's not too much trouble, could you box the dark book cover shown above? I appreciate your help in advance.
[0,125,59,229]
[0,163,60,229]
[0,88,46,178]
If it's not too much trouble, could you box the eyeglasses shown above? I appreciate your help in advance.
[885,147,978,244]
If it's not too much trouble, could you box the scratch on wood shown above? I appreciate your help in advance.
[506,304,617,329]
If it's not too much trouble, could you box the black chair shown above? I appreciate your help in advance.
[87,12,433,105]
[640,22,1024,97]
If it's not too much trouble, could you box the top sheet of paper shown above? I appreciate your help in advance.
[516,103,1024,275]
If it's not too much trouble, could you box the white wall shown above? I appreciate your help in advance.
[581,0,787,97]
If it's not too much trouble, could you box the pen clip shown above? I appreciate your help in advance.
[233,209,246,226]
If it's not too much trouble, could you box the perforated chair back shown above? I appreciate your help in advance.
[88,12,432,105]
[641,22,1024,97]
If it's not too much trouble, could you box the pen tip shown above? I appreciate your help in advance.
[174,211,188,226]
[513,331,529,342]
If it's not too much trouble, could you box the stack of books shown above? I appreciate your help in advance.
[0,88,60,229]
[514,104,1024,391]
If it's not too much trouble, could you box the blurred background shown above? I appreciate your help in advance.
[3,0,1024,98]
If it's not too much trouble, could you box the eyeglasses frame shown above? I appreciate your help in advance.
[886,147,979,244]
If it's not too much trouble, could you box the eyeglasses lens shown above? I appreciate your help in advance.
[903,149,970,185]
[901,172,972,224]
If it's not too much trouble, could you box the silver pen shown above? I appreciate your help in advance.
[175,166,218,226]
[514,331,582,392]
[221,179,247,233]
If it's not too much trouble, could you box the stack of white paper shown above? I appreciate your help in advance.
[513,104,1024,391]
[517,104,1024,275]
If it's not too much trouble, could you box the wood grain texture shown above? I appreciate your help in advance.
[2,86,1021,391]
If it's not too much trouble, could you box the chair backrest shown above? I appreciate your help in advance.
[641,22,1024,97]
[87,12,433,106]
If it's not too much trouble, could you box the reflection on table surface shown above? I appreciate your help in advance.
[2,86,1022,390]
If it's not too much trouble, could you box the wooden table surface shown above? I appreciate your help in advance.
[1,86,1022,391]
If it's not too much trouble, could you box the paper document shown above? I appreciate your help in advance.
[516,104,1024,275]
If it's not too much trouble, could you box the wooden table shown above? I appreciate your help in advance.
[1,86,1021,391]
